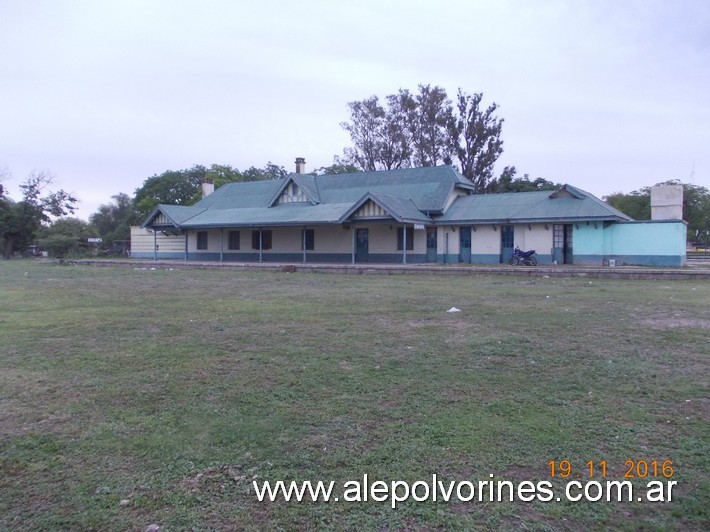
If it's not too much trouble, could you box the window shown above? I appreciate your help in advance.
[228,230,240,250]
[196,231,208,250]
[251,230,272,250]
[553,225,564,248]
[397,227,414,250]
[301,229,315,250]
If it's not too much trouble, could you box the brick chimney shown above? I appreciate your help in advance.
[295,157,306,174]
[201,178,215,198]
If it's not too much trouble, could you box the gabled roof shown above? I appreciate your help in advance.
[314,166,472,212]
[340,192,432,224]
[141,204,206,229]
[438,186,633,224]
[268,174,321,206]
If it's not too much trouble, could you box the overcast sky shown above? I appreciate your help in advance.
[1,0,708,220]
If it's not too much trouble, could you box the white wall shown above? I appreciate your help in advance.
[131,227,185,254]
[470,226,499,255]
[513,224,553,253]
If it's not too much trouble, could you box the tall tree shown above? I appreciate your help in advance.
[340,91,417,172]
[411,84,452,167]
[0,171,77,258]
[379,90,416,170]
[448,90,504,192]
[340,96,385,171]
[339,84,506,190]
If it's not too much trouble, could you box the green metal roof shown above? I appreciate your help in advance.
[192,180,282,209]
[140,166,630,230]
[438,186,632,224]
[312,166,472,212]
[181,202,355,228]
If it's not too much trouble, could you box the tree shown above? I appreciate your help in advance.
[339,84,506,190]
[0,167,7,198]
[340,91,417,172]
[672,181,710,242]
[313,158,361,175]
[240,162,288,181]
[0,171,77,259]
[603,190,651,221]
[485,166,561,193]
[38,217,94,260]
[380,89,417,170]
[411,84,452,167]
[89,193,139,251]
[133,163,285,219]
[340,96,385,171]
[134,165,208,219]
[448,90,504,192]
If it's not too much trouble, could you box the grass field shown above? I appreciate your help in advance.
[0,261,708,530]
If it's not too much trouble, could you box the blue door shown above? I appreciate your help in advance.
[500,225,514,263]
[356,228,369,263]
[460,227,471,263]
[426,228,437,262]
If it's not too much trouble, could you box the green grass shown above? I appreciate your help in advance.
[1,261,708,530]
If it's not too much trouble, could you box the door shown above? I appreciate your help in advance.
[426,228,437,262]
[563,224,573,264]
[500,225,514,263]
[553,224,573,264]
[459,227,471,263]
[356,228,369,263]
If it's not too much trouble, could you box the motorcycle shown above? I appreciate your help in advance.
[509,246,538,266]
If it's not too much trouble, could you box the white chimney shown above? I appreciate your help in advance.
[295,157,306,174]
[201,178,215,198]
[651,185,683,220]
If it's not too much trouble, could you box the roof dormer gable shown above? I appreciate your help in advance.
[269,174,320,206]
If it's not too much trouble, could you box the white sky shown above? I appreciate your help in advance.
[1,0,708,220]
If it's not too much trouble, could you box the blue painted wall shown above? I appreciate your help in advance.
[575,221,686,267]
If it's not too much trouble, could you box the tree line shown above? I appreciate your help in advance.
[2,83,707,258]
[0,163,290,259]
